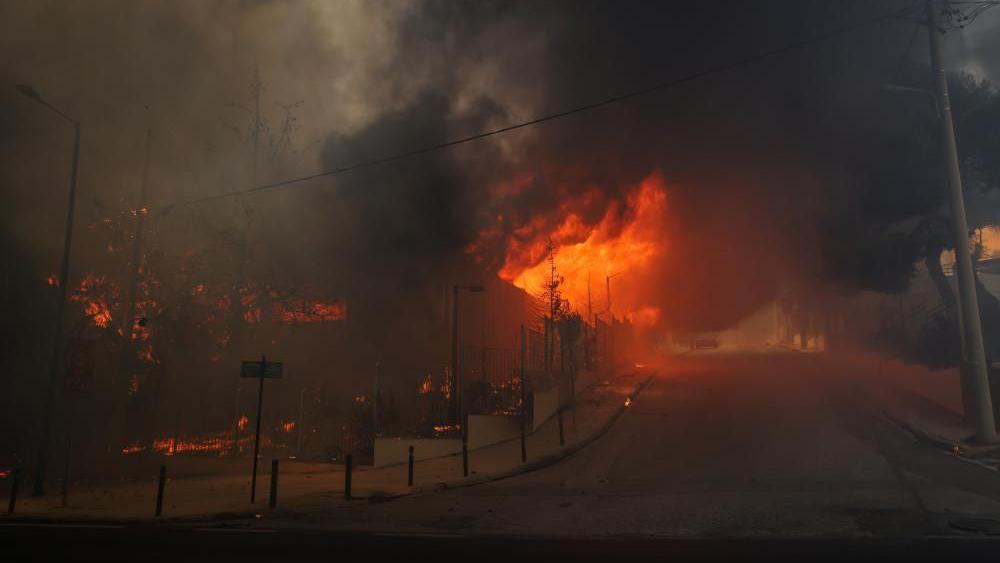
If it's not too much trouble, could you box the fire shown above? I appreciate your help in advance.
[432,424,461,436]
[418,374,434,394]
[121,443,146,454]
[281,421,295,433]
[624,397,632,408]
[493,172,669,321]
[70,274,117,328]
[150,432,269,456]
[84,301,113,328]
[46,275,59,287]
[237,415,249,431]
[240,290,347,324]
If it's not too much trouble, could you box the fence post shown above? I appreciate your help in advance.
[520,324,528,463]
[407,446,414,486]
[269,459,279,509]
[344,454,352,501]
[155,465,167,517]
[558,407,565,447]
[462,438,469,477]
[7,467,20,515]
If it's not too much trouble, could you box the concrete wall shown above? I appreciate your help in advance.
[467,414,521,449]
[375,389,569,466]
[532,389,560,430]
[373,437,462,467]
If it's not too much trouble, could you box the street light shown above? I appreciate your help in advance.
[606,271,625,319]
[451,284,485,425]
[16,84,82,496]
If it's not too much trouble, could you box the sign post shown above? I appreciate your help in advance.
[241,355,283,504]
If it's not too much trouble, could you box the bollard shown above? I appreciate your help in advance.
[155,465,167,517]
[344,454,352,501]
[7,467,20,515]
[269,459,279,509]
[462,439,469,477]
[520,421,527,463]
[558,407,565,447]
[407,446,414,487]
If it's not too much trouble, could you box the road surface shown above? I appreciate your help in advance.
[266,352,1000,537]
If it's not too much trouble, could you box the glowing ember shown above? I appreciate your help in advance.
[46,275,59,287]
[432,424,461,436]
[275,298,346,323]
[418,374,434,394]
[281,421,295,433]
[624,397,632,408]
[128,374,140,395]
[70,273,117,329]
[121,443,146,454]
[237,415,249,431]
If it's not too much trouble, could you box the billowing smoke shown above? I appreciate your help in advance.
[3,1,1000,461]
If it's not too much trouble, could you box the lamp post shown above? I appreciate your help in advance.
[451,284,484,425]
[15,84,82,496]
[605,271,625,367]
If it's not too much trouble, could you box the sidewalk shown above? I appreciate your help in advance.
[2,369,654,522]
[843,353,1000,471]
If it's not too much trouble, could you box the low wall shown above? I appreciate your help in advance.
[373,437,462,467]
[468,414,521,449]
[532,389,560,430]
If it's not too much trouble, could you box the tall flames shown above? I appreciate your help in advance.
[491,171,670,325]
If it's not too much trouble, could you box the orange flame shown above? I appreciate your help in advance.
[495,172,669,323]
[70,273,116,329]
[418,374,434,394]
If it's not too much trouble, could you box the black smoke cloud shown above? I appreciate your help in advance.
[4,0,1000,340]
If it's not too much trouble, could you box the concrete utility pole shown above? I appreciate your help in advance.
[15,85,81,496]
[927,0,997,442]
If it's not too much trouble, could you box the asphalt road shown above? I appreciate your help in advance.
[8,351,1000,561]
[265,352,1000,537]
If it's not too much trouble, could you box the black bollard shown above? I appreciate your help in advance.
[344,454,352,501]
[407,446,414,487]
[155,465,167,517]
[269,459,279,509]
[462,439,469,477]
[7,467,20,515]
[558,407,565,447]
[520,421,527,463]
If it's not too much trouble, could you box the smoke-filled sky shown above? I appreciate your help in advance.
[3,0,1000,334]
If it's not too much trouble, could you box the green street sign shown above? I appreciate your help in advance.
[241,360,283,379]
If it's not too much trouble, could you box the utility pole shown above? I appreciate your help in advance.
[927,0,997,442]
[15,85,81,497]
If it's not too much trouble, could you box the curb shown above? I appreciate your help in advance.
[882,411,1000,473]
[418,374,656,493]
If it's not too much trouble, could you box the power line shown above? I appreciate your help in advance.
[153,3,915,214]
